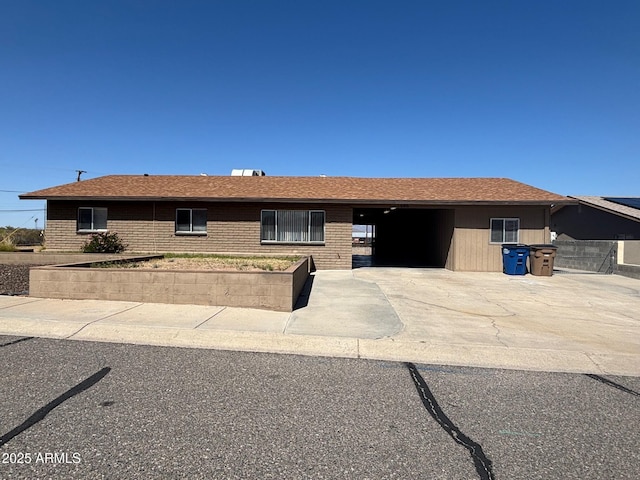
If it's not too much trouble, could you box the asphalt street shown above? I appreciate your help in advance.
[0,335,638,479]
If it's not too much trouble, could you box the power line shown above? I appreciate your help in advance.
[0,209,45,212]
[0,163,111,176]
[0,162,90,173]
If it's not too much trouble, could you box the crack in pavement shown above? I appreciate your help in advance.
[406,362,495,480]
[194,307,227,330]
[0,367,111,447]
[585,374,640,397]
[393,295,516,318]
[0,336,34,348]
[490,319,509,348]
[64,303,144,339]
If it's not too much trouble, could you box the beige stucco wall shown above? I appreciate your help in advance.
[29,257,309,312]
[451,206,549,272]
[619,240,640,266]
[45,201,352,270]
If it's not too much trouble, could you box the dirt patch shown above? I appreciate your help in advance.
[99,255,300,272]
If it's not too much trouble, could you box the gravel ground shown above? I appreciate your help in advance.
[0,264,40,296]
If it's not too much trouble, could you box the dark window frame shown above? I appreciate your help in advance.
[490,217,520,244]
[77,207,108,232]
[260,209,326,244]
[175,208,207,235]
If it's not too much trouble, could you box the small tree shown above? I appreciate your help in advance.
[82,232,128,253]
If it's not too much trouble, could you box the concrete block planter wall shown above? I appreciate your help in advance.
[0,252,148,265]
[29,257,310,312]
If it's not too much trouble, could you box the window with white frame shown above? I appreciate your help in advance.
[77,207,107,232]
[490,218,520,243]
[176,208,207,234]
[261,210,325,243]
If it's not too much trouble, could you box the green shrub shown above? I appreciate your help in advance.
[82,232,128,253]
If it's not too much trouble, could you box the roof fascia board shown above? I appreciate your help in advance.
[573,198,640,224]
[24,196,569,206]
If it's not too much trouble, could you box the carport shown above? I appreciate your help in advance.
[353,207,455,267]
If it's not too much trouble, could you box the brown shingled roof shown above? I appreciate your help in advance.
[20,175,569,205]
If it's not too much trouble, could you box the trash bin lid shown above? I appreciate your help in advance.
[529,244,557,249]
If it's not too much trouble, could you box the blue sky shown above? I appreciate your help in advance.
[1,0,638,228]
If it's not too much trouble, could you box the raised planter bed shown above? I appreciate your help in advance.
[28,256,310,312]
[0,252,145,265]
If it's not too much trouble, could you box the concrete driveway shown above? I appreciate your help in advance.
[348,267,640,375]
[0,267,638,375]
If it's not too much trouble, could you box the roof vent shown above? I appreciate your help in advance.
[231,169,266,176]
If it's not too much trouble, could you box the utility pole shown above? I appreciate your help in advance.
[76,170,87,182]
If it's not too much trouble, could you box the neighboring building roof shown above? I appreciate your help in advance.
[568,196,640,223]
[20,175,569,205]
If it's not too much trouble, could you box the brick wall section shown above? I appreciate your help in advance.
[45,201,353,269]
[554,240,617,273]
[29,257,310,312]
[616,264,640,280]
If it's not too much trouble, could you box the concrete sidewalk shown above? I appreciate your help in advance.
[1,268,639,376]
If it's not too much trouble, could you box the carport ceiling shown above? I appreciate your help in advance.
[354,207,394,223]
[354,206,446,223]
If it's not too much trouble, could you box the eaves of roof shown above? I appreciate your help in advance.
[19,195,564,206]
[20,175,571,205]
[569,196,640,223]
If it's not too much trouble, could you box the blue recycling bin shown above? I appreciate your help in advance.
[501,244,530,275]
